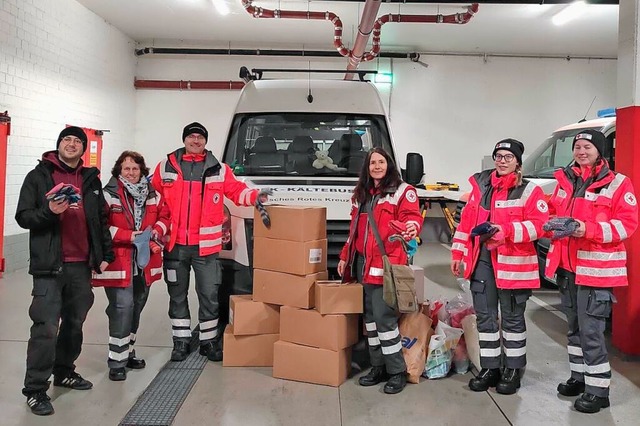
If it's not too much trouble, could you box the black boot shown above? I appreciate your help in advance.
[109,367,127,381]
[469,368,501,392]
[200,340,223,362]
[574,393,610,414]
[557,378,585,397]
[383,373,407,394]
[126,357,146,369]
[171,340,189,362]
[496,368,521,395]
[358,366,389,387]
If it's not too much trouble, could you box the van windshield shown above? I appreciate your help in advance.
[522,127,600,179]
[222,113,394,177]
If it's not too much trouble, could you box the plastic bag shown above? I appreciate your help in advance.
[456,278,473,305]
[424,322,463,379]
[462,314,481,370]
[399,310,433,384]
[452,337,470,374]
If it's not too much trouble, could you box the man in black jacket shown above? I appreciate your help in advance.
[15,126,114,416]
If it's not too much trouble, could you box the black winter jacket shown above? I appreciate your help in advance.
[15,154,115,276]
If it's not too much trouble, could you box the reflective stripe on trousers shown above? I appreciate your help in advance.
[164,244,222,343]
[471,248,530,369]
[357,254,406,375]
[556,269,612,398]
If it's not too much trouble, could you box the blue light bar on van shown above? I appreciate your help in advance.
[597,107,616,118]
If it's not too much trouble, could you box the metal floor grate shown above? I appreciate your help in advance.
[119,338,207,426]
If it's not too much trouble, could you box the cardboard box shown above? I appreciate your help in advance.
[253,238,327,275]
[222,326,279,367]
[410,265,425,304]
[273,341,351,387]
[315,281,363,315]
[253,269,328,308]
[254,206,326,241]
[280,306,358,351]
[229,295,280,335]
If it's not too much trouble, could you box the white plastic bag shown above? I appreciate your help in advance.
[424,322,463,379]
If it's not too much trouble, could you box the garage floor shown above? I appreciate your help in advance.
[1,243,638,426]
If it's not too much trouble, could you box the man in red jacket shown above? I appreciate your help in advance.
[152,122,266,362]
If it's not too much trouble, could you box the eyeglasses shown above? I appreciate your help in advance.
[494,153,515,162]
[61,136,84,145]
[186,134,205,141]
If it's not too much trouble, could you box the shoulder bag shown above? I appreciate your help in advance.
[366,198,418,313]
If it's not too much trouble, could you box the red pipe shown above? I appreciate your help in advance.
[241,0,350,56]
[345,0,383,80]
[241,0,479,75]
[134,79,245,90]
[363,3,479,62]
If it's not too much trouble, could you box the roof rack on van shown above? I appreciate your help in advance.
[239,66,377,83]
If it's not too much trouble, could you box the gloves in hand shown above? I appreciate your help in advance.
[470,221,498,243]
[543,217,579,240]
[46,183,82,204]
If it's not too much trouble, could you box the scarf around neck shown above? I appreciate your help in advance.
[119,176,149,230]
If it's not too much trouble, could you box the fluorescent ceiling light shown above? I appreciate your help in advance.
[552,1,587,26]
[212,0,230,16]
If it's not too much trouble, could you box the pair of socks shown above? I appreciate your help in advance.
[133,228,152,268]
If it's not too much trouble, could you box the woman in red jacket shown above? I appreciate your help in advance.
[338,147,422,394]
[544,129,638,414]
[92,151,169,381]
[451,139,548,395]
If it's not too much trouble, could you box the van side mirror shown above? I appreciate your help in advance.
[405,153,424,186]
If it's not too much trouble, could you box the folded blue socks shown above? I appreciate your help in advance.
[133,228,152,268]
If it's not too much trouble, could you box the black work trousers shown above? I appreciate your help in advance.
[556,268,613,398]
[470,252,531,370]
[163,244,222,345]
[23,262,94,396]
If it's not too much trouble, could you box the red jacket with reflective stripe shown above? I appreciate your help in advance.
[451,170,548,289]
[339,183,423,285]
[152,148,258,256]
[545,164,638,287]
[91,177,169,288]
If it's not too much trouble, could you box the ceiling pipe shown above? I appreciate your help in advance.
[241,0,350,56]
[134,79,245,90]
[134,46,418,60]
[344,0,383,80]
[363,3,479,62]
[322,0,617,3]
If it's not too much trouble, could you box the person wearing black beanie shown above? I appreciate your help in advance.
[151,121,269,364]
[572,129,606,163]
[451,137,548,397]
[492,138,525,166]
[545,127,638,414]
[56,126,88,154]
[15,126,114,415]
[182,122,208,143]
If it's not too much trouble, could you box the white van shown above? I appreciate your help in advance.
[217,68,425,296]
[521,112,616,285]
[522,114,616,193]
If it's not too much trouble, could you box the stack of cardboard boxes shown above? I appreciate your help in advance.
[250,206,363,387]
[222,295,280,367]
